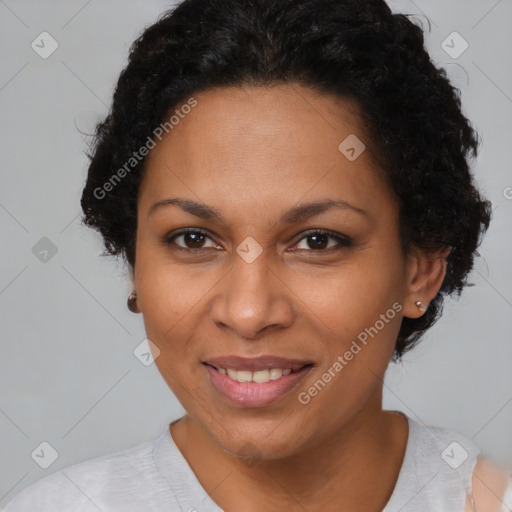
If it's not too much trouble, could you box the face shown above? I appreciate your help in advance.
[134,84,417,460]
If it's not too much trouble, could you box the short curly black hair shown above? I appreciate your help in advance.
[81,0,492,360]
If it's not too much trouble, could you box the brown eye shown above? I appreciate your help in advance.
[164,228,218,251]
[294,229,352,252]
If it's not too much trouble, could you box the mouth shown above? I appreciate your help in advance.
[202,356,314,407]
[202,363,312,383]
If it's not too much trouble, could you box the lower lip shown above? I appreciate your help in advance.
[204,364,312,408]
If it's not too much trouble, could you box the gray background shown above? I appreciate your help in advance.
[0,0,511,507]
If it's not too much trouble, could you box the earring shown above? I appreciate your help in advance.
[415,301,426,313]
[127,292,139,313]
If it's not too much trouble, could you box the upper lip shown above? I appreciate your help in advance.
[203,355,313,372]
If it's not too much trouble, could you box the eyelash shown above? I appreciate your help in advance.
[163,227,352,254]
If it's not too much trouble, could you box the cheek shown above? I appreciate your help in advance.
[305,250,405,339]
[300,286,402,430]
[136,246,211,332]
[136,272,191,365]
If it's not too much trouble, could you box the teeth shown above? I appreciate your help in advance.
[253,369,270,383]
[271,368,290,380]
[217,367,293,383]
[236,370,252,382]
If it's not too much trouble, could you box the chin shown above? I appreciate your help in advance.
[204,415,311,462]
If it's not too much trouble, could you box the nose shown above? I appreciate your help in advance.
[209,247,295,340]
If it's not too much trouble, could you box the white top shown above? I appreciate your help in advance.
[3,413,512,512]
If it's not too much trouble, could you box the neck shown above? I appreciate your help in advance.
[170,391,408,512]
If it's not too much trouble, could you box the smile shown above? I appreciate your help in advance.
[212,366,293,383]
[202,362,313,407]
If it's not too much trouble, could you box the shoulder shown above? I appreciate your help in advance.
[1,469,92,512]
[464,456,512,512]
[409,418,481,455]
[2,436,161,512]
[407,417,482,477]
[387,416,482,510]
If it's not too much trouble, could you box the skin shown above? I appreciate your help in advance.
[467,458,511,512]
[131,83,450,511]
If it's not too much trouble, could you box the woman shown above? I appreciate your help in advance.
[4,0,512,510]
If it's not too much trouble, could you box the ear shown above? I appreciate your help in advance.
[402,245,451,319]
[128,263,136,291]
[126,264,141,313]
[128,263,136,283]
[128,264,139,303]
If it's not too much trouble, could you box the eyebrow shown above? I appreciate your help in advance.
[147,197,368,223]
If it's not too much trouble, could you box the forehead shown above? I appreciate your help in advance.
[151,83,368,162]
[139,84,392,222]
